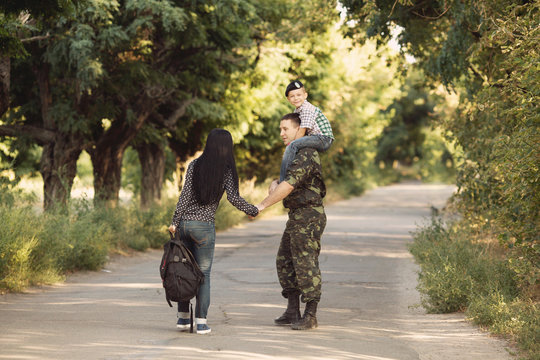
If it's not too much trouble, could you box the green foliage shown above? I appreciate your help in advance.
[374,81,456,183]
[0,197,63,291]
[410,217,539,359]
[412,127,456,183]
[123,200,173,250]
[468,294,540,358]
[235,25,408,193]
[344,7,539,356]
[0,0,79,58]
[409,219,516,313]
[442,2,540,289]
[0,192,144,291]
[376,71,435,167]
[121,147,141,196]
[341,0,482,86]
[0,13,29,58]
[344,0,539,291]
[320,35,401,192]
[0,178,278,292]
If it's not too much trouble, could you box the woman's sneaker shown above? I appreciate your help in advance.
[195,318,211,334]
[176,312,190,330]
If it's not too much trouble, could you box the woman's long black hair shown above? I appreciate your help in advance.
[193,128,239,205]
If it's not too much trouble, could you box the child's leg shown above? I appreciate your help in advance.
[318,135,333,153]
[279,142,297,182]
[279,136,330,182]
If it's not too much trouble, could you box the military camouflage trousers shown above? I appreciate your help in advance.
[276,206,326,303]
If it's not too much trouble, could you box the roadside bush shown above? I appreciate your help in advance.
[410,219,518,313]
[410,219,475,312]
[122,201,173,250]
[410,217,538,359]
[468,292,539,357]
[0,206,62,291]
[0,179,285,293]
[36,207,110,272]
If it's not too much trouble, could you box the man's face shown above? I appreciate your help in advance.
[280,119,300,145]
[286,88,308,108]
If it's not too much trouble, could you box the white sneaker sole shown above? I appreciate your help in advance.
[196,328,211,335]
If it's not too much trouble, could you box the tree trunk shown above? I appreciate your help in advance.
[89,141,125,208]
[0,56,9,117]
[35,62,84,210]
[135,141,165,210]
[40,134,83,210]
[168,120,205,191]
[89,102,153,208]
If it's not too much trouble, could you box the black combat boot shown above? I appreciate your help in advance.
[274,294,301,325]
[291,300,318,330]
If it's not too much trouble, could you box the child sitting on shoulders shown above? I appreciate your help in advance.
[279,80,334,182]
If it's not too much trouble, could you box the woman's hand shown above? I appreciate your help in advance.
[249,205,263,220]
[168,225,176,234]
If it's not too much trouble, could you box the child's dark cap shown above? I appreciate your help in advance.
[285,80,304,97]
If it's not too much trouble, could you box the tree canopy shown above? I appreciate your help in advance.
[342,0,539,289]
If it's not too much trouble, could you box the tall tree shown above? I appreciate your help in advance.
[139,0,340,206]
[341,0,539,287]
[0,1,87,209]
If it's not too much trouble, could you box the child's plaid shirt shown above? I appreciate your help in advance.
[294,100,334,139]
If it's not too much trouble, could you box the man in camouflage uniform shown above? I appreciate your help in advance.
[256,113,326,330]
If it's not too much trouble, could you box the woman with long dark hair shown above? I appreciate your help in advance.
[168,129,258,334]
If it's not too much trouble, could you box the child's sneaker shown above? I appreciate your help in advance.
[196,318,211,334]
[176,312,190,330]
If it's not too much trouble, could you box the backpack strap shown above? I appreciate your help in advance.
[190,303,194,333]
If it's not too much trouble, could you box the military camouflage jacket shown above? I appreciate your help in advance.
[283,148,326,210]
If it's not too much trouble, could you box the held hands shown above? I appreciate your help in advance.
[259,179,279,215]
[250,179,278,219]
[168,225,176,234]
[249,204,265,220]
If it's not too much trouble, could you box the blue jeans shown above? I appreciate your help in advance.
[176,220,215,319]
[279,135,333,182]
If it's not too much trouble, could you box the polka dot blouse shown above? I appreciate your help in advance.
[171,159,259,226]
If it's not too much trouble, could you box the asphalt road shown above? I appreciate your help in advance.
[0,183,514,360]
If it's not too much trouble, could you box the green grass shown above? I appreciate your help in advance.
[0,179,286,293]
[409,218,539,360]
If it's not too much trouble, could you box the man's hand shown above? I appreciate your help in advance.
[249,204,264,220]
[258,181,294,211]
[268,179,279,194]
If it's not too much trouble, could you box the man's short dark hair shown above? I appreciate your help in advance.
[281,113,301,127]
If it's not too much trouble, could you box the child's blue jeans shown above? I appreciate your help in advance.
[279,135,333,182]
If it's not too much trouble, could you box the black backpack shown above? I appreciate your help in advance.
[160,232,205,331]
